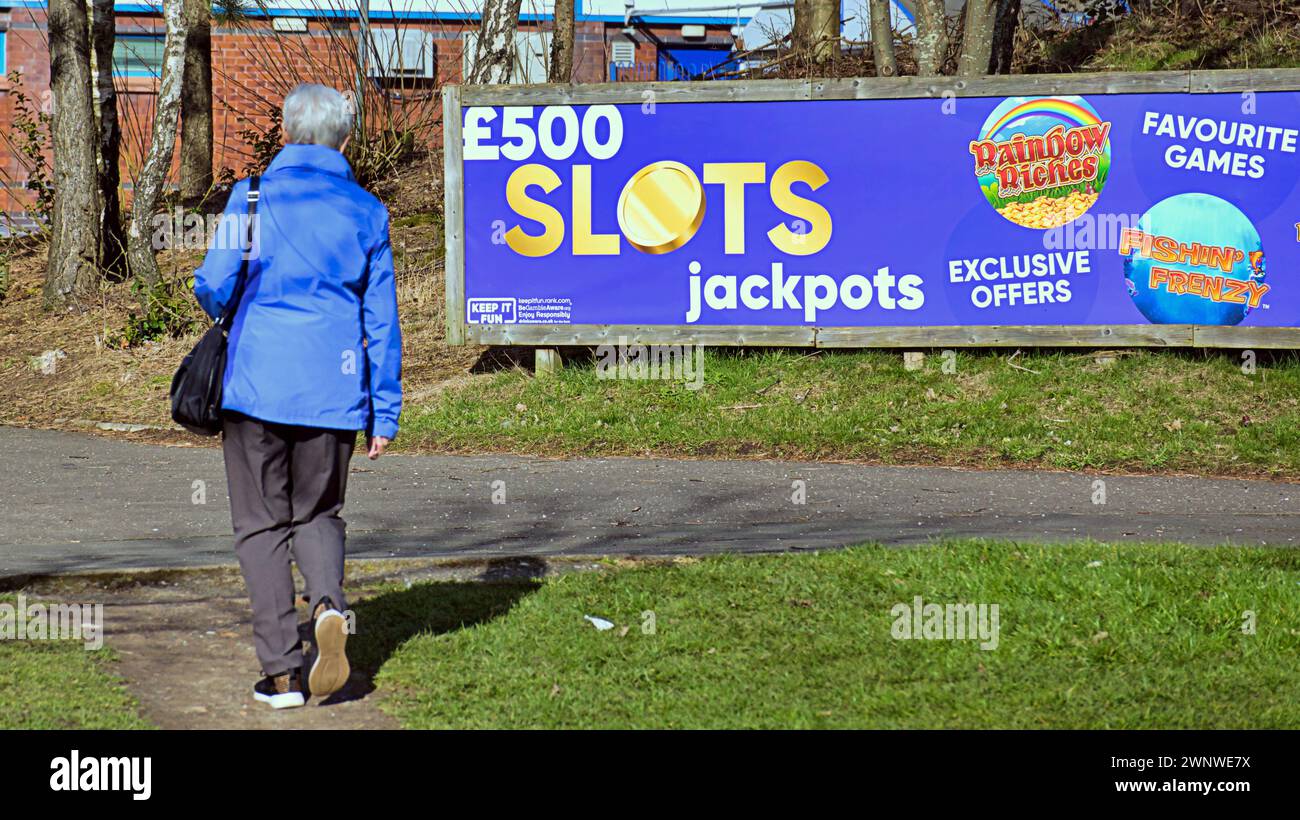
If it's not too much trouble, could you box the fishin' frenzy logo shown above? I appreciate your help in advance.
[969,122,1111,197]
[464,104,926,323]
[1119,228,1268,308]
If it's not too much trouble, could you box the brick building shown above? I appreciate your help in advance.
[0,0,747,217]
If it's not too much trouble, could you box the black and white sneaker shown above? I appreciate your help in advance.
[253,670,305,710]
[307,604,350,698]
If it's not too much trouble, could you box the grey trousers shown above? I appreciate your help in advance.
[221,411,355,676]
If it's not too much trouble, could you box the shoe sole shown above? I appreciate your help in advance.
[253,690,305,710]
[309,609,350,698]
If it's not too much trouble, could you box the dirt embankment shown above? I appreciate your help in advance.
[0,150,483,440]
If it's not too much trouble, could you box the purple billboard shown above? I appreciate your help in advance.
[457,87,1300,335]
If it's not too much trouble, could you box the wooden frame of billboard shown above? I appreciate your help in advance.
[443,69,1300,350]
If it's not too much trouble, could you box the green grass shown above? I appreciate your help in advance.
[372,542,1300,729]
[399,348,1300,477]
[1087,9,1300,72]
[0,597,150,729]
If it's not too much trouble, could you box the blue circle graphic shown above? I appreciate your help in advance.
[1122,194,1265,326]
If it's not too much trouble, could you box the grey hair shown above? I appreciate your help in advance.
[282,84,354,149]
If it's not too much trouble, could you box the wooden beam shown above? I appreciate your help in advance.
[815,325,1196,348]
[1190,69,1300,93]
[456,324,1261,349]
[811,71,1192,100]
[1194,326,1300,349]
[453,68,1300,108]
[465,324,817,347]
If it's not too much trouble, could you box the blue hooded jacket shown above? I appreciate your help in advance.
[194,144,402,439]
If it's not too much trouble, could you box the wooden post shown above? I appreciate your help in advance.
[535,348,561,377]
[442,85,466,345]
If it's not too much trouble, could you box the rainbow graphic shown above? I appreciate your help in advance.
[973,95,1112,230]
[983,97,1105,141]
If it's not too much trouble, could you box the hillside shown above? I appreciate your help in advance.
[2,0,1297,466]
[1022,1,1300,73]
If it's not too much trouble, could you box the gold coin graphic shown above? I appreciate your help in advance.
[617,161,706,254]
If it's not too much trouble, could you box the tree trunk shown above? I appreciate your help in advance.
[180,0,213,206]
[809,0,839,66]
[868,0,897,77]
[548,0,574,82]
[126,0,188,297]
[791,0,811,52]
[45,0,101,308]
[956,0,997,77]
[467,0,523,84]
[913,0,949,77]
[988,0,1021,75]
[90,0,125,280]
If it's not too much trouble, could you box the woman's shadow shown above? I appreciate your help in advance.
[307,557,545,704]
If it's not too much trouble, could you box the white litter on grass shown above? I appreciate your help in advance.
[1087,561,1103,568]
[30,349,66,375]
[584,615,615,631]
[96,422,155,432]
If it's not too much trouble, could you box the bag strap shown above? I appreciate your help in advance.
[219,175,261,332]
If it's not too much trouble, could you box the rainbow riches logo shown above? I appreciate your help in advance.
[969,96,1112,230]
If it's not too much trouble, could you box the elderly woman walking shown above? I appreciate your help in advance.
[193,84,402,709]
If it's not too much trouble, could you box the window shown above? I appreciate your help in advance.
[113,34,165,78]
[364,28,436,79]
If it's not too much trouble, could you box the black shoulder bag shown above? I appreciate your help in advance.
[170,176,260,436]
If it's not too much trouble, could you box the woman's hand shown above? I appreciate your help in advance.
[367,436,390,460]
